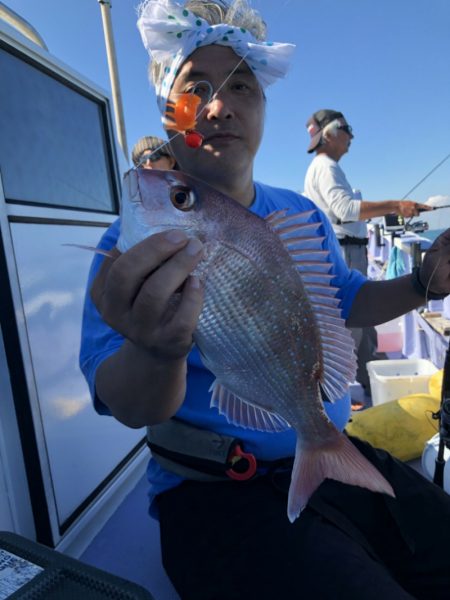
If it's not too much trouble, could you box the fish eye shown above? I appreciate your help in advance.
[170,186,196,211]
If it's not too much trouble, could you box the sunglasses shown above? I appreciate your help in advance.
[338,124,353,136]
[139,150,168,164]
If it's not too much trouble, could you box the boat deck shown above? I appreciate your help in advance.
[80,474,179,600]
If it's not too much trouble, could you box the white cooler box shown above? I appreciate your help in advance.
[367,359,438,406]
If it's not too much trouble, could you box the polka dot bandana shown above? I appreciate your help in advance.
[137,0,296,114]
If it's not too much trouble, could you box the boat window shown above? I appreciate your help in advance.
[0,46,118,213]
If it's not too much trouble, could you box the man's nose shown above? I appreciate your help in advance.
[204,93,233,120]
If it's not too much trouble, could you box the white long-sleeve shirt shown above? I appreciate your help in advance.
[304,154,367,240]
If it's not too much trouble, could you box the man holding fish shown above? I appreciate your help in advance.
[80,1,450,598]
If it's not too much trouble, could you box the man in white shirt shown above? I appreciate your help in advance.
[304,109,429,394]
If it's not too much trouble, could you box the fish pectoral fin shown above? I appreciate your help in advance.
[209,380,291,433]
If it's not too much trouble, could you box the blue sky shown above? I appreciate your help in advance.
[5,0,450,203]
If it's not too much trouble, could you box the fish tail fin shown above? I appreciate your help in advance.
[287,433,395,523]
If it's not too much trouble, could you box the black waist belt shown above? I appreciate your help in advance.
[338,236,369,246]
[146,419,293,482]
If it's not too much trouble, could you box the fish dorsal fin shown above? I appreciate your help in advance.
[209,380,291,433]
[265,209,356,402]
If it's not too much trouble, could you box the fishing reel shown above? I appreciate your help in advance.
[404,220,429,234]
[432,396,450,447]
[384,213,429,235]
[440,398,450,446]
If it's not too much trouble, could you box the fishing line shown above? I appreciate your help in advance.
[424,258,441,304]
[402,150,450,228]
[401,151,450,200]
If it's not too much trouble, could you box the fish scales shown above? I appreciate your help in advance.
[117,168,396,521]
[197,243,322,415]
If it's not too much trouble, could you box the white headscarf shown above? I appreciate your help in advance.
[137,0,296,114]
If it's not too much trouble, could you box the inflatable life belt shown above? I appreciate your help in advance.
[346,370,443,462]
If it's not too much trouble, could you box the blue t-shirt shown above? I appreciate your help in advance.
[79,181,366,510]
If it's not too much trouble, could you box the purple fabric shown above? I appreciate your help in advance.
[402,311,448,369]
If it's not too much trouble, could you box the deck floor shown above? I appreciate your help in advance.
[80,475,180,600]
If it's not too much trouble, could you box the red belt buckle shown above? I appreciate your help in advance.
[226,445,257,481]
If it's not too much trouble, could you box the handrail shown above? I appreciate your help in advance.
[0,2,48,50]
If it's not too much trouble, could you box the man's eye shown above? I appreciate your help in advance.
[231,82,252,93]
[186,81,213,102]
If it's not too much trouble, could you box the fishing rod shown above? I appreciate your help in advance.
[402,150,450,228]
[417,205,450,212]
[401,151,450,200]
[339,151,450,228]
[404,155,450,485]
[433,339,450,488]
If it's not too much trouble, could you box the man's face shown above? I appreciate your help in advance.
[166,45,265,185]
[336,124,353,155]
[139,151,175,170]
[324,120,353,160]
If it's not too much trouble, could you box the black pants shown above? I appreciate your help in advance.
[157,437,450,600]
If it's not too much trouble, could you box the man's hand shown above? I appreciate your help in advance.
[395,201,431,218]
[419,228,450,298]
[91,229,204,361]
[359,200,432,221]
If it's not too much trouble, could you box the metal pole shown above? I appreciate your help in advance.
[97,0,129,162]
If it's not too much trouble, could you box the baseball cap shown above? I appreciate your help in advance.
[131,135,172,166]
[306,109,346,153]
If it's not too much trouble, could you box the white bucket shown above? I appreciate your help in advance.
[367,358,438,406]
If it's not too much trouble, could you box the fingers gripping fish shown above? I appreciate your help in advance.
[117,168,395,522]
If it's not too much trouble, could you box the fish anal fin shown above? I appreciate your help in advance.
[209,380,291,433]
[287,433,395,522]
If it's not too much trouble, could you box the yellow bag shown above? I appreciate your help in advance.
[345,370,443,461]
[428,369,443,399]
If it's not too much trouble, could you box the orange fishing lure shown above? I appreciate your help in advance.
[165,93,201,133]
[164,93,204,148]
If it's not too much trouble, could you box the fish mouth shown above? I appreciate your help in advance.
[149,225,192,235]
[151,225,205,243]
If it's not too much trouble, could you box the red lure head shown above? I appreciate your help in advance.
[184,131,204,148]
